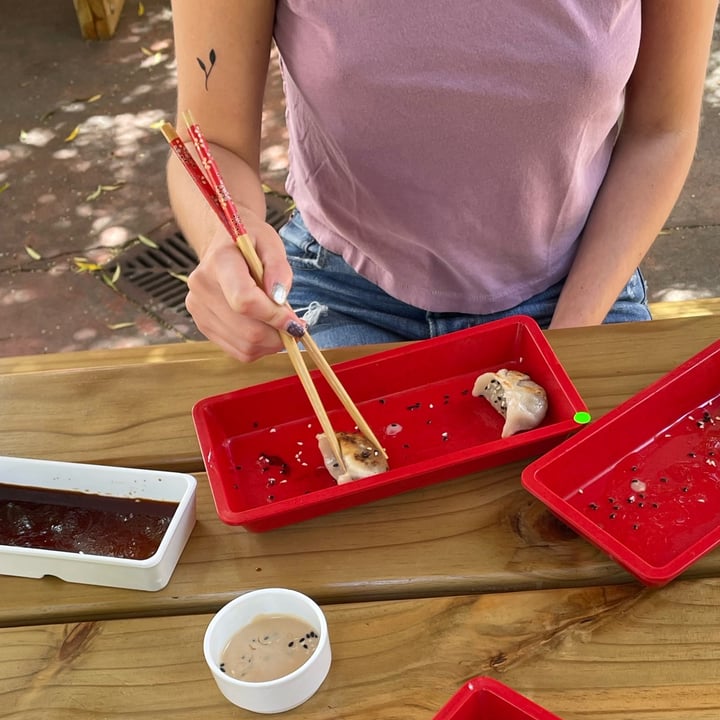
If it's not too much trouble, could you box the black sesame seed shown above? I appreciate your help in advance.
[288,641,294,647]
[682,487,689,493]
[609,513,616,519]
[660,477,669,483]
[589,503,598,510]
[633,524,639,530]
[688,453,696,458]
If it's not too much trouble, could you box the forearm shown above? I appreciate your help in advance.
[166,141,268,259]
[551,0,717,329]
[550,126,699,328]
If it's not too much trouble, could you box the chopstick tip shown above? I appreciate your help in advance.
[160,122,178,141]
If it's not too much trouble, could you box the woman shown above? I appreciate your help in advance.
[167,1,718,361]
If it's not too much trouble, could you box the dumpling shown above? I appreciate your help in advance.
[472,369,548,438]
[316,431,389,485]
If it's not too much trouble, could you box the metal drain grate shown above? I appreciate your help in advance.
[104,191,294,338]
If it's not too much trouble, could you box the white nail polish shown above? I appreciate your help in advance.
[271,283,288,305]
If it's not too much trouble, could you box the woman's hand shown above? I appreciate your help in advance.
[184,209,306,363]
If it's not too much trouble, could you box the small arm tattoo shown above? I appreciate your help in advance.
[197,49,217,90]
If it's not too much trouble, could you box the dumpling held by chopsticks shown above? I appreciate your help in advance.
[317,432,389,485]
[472,369,548,438]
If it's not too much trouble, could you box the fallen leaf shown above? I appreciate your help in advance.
[64,125,81,142]
[0,182,9,194]
[137,234,159,248]
[108,322,136,330]
[141,51,164,67]
[86,185,103,201]
[73,257,103,273]
[111,264,122,284]
[141,47,154,56]
[87,94,102,103]
[19,130,29,143]
[86,183,125,201]
[102,273,119,290]
[40,109,57,122]
[168,271,189,284]
[149,119,165,130]
[137,1,145,16]
[25,246,42,260]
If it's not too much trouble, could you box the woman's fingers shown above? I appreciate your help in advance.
[184,223,305,362]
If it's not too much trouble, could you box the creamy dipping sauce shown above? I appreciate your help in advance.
[220,613,319,682]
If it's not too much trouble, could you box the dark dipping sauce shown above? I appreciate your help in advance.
[0,484,178,560]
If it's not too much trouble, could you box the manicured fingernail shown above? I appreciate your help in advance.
[286,320,306,338]
[271,283,288,305]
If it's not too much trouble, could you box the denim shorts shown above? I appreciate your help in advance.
[280,211,651,349]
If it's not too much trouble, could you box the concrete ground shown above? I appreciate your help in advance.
[1,1,718,359]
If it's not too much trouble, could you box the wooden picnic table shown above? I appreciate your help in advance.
[2,315,720,718]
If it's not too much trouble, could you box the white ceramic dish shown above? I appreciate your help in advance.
[204,588,331,714]
[0,455,196,591]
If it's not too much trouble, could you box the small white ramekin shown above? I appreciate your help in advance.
[203,588,331,714]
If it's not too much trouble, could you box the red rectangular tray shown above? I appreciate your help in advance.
[433,677,562,719]
[192,316,586,531]
[522,338,720,586]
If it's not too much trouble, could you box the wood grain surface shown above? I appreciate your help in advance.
[4,580,720,719]
[2,317,720,719]
[0,316,717,471]
[4,460,720,627]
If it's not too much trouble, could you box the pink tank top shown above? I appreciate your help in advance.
[274,1,641,313]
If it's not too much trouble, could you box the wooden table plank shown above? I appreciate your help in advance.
[4,579,720,719]
[1,317,717,472]
[0,342,385,472]
[4,464,720,628]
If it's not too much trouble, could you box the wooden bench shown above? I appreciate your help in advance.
[649,296,720,320]
[73,0,126,40]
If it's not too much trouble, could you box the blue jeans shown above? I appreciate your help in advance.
[281,211,651,349]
